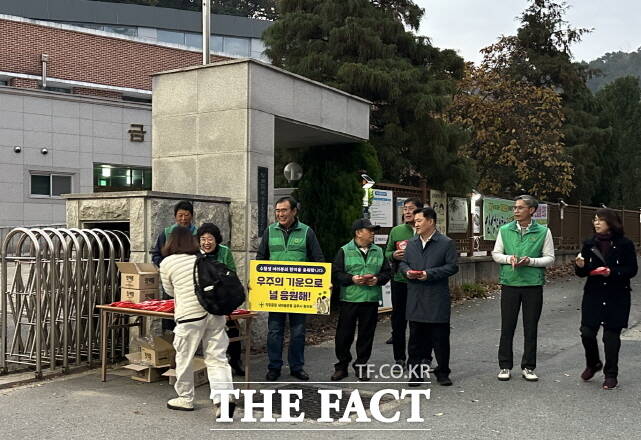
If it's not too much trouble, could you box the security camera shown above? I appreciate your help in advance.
[13,146,21,153]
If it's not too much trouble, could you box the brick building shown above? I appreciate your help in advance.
[0,0,271,226]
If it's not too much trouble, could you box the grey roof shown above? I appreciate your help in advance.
[0,0,272,38]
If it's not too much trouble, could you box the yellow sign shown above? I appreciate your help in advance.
[248,260,332,315]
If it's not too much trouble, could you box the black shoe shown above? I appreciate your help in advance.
[331,370,348,381]
[266,369,280,381]
[291,369,310,381]
[581,362,603,381]
[437,375,453,386]
[385,336,393,344]
[230,360,245,377]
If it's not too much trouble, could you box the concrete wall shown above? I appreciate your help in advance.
[0,87,151,227]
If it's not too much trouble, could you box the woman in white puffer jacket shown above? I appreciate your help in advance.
[160,226,236,417]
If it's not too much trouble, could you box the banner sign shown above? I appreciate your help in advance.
[370,189,394,227]
[248,261,332,315]
[447,197,469,234]
[430,189,447,233]
[482,197,514,240]
[533,203,548,225]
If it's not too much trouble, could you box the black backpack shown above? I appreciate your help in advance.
[192,254,246,315]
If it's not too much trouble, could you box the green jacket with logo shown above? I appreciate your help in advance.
[498,221,548,286]
[340,240,384,303]
[203,244,236,272]
[384,223,415,283]
[267,221,309,262]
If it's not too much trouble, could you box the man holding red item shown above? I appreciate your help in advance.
[331,218,392,381]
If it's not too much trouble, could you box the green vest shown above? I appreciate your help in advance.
[267,221,309,262]
[498,221,548,286]
[215,244,236,272]
[340,240,384,303]
[164,223,196,239]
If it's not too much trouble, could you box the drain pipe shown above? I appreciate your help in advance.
[41,54,49,88]
[202,0,210,65]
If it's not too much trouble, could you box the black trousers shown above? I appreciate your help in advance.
[334,301,379,371]
[498,285,543,370]
[581,325,622,378]
[407,321,450,377]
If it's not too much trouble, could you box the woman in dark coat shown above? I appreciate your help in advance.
[575,208,638,389]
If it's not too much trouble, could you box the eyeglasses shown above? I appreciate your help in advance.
[199,237,215,243]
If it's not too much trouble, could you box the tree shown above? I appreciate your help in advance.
[481,0,609,204]
[594,76,641,207]
[263,0,476,193]
[587,48,641,93]
[448,66,574,199]
[294,143,382,260]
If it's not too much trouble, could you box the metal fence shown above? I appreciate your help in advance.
[374,184,641,254]
[1,227,130,377]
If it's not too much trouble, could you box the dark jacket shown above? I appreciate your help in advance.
[399,231,459,323]
[332,244,393,292]
[255,219,325,262]
[575,235,638,329]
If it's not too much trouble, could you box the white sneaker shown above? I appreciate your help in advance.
[522,368,538,381]
[497,369,511,381]
[167,396,194,411]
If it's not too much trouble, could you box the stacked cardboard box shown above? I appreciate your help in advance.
[162,357,209,387]
[123,335,175,383]
[116,262,160,303]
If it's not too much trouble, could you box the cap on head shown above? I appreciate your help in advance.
[352,218,381,233]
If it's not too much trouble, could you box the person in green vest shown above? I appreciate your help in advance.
[492,195,555,382]
[151,200,196,266]
[256,196,324,382]
[385,197,434,369]
[331,218,392,381]
[197,222,244,377]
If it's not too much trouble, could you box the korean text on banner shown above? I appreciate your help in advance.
[248,261,332,315]
[448,197,469,234]
[430,190,447,233]
[370,190,394,227]
[482,197,514,240]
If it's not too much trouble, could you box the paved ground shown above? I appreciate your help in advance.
[1,269,640,439]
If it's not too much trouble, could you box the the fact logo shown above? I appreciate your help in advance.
[215,388,431,423]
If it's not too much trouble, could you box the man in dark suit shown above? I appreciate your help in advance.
[400,206,459,386]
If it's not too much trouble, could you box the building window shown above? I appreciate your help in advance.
[223,37,250,57]
[0,79,7,86]
[94,164,151,192]
[43,86,71,94]
[103,25,137,37]
[157,29,185,45]
[31,173,72,198]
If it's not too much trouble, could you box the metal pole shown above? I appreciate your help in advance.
[202,0,210,65]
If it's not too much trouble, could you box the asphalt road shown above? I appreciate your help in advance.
[1,269,640,440]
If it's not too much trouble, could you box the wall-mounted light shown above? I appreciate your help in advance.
[13,146,21,153]
[471,189,482,204]
[40,148,48,155]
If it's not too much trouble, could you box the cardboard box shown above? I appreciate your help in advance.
[162,357,209,387]
[123,352,169,383]
[116,262,159,290]
[120,287,158,303]
[139,336,175,367]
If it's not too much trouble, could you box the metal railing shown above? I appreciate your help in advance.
[1,227,130,377]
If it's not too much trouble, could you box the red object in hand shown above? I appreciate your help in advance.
[396,240,408,251]
[407,270,424,277]
[361,274,375,280]
[589,266,611,276]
